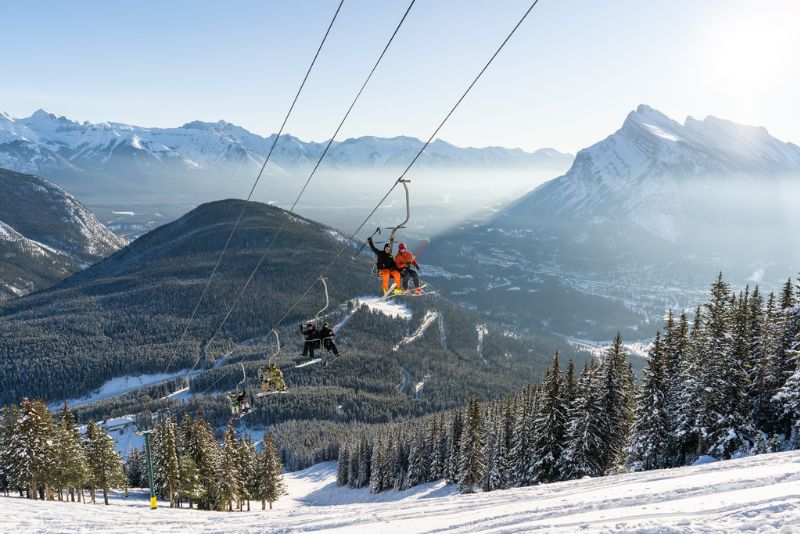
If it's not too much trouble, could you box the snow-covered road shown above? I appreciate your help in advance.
[3,451,800,533]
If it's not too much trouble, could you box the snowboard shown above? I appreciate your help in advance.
[295,358,324,368]
[256,389,288,398]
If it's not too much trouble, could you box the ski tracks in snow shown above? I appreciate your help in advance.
[393,310,439,352]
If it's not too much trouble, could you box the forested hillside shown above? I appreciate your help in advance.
[0,199,589,469]
[333,274,800,495]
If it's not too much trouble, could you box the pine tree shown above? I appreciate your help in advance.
[125,448,147,488]
[664,311,690,465]
[628,332,669,471]
[703,275,752,458]
[427,417,444,482]
[176,455,204,508]
[457,396,484,493]
[405,431,427,488]
[255,434,286,510]
[336,445,350,486]
[532,352,567,483]
[184,415,221,511]
[357,437,371,489]
[55,404,88,501]
[0,405,20,497]
[153,416,180,506]
[7,399,56,499]
[510,386,538,486]
[561,363,605,479]
[444,410,463,484]
[218,423,243,511]
[369,435,388,493]
[84,419,126,505]
[488,406,510,490]
[237,437,258,511]
[598,333,634,473]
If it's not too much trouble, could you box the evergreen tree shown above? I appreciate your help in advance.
[184,415,221,511]
[217,423,243,511]
[336,445,350,487]
[598,333,634,473]
[237,437,258,511]
[176,455,204,508]
[561,363,605,479]
[369,435,388,493]
[664,311,690,465]
[153,416,180,507]
[510,386,538,486]
[533,352,567,482]
[255,434,286,510]
[54,403,88,501]
[7,399,56,499]
[457,396,484,493]
[628,332,669,471]
[444,410,463,484]
[125,448,147,488]
[427,417,444,482]
[406,431,427,488]
[84,419,126,505]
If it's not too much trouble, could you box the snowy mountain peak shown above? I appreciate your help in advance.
[508,105,800,242]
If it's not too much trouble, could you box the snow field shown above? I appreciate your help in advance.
[2,450,799,533]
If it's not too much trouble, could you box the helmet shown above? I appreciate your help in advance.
[398,242,406,251]
[323,322,330,329]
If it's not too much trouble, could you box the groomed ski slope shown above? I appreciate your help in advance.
[3,451,800,533]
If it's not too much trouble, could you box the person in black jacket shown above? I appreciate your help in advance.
[299,322,321,358]
[319,321,339,356]
[367,236,402,295]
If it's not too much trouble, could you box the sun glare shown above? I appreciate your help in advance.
[703,8,800,96]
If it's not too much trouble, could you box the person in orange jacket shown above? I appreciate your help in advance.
[367,236,402,295]
[395,242,422,294]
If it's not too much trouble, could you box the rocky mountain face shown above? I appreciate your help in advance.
[424,105,800,339]
[0,168,126,300]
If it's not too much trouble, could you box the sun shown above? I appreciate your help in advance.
[702,6,800,96]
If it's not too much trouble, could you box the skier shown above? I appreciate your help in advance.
[395,242,422,294]
[319,321,339,356]
[367,236,402,296]
[299,322,321,358]
[259,363,287,393]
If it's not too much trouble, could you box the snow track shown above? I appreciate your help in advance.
[394,310,439,351]
[3,451,800,532]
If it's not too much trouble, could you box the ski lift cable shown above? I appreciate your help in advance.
[198,0,543,396]
[191,0,417,364]
[161,0,346,377]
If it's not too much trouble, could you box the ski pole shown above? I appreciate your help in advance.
[352,227,381,260]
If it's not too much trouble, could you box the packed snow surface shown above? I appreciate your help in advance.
[355,296,412,320]
[5,450,800,533]
[54,369,200,409]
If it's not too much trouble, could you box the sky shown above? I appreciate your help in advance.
[2,0,799,154]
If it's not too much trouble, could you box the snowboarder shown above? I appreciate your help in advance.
[299,322,321,358]
[259,363,286,393]
[319,321,339,356]
[228,390,250,416]
[395,242,422,294]
[367,236,402,296]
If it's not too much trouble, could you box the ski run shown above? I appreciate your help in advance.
[3,450,799,533]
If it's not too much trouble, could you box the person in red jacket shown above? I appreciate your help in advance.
[395,242,422,294]
[367,237,402,295]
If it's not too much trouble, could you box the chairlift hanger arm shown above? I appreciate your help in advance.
[314,277,330,323]
[389,179,411,248]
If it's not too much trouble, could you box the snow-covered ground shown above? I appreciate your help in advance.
[355,296,412,320]
[4,450,800,533]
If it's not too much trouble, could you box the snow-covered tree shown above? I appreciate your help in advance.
[84,419,126,505]
[533,352,567,482]
[457,396,484,493]
[628,332,668,471]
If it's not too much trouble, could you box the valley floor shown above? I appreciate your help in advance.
[2,451,800,533]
